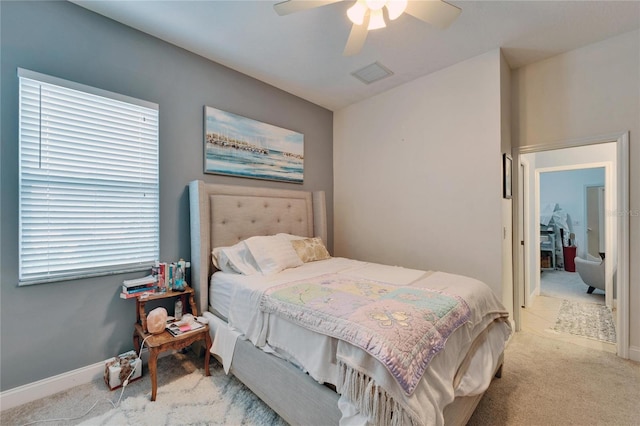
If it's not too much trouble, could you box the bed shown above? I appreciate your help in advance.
[188,180,511,426]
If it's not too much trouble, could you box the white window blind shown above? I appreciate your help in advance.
[18,68,159,285]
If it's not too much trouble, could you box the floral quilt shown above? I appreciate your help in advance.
[259,273,471,395]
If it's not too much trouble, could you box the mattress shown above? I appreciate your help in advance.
[207,257,511,425]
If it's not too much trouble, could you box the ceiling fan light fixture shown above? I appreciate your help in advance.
[347,0,368,25]
[385,0,407,20]
[368,8,386,30]
[275,0,463,56]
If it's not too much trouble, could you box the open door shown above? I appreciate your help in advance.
[519,159,530,308]
[586,185,605,259]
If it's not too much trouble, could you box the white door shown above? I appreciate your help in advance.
[586,185,605,259]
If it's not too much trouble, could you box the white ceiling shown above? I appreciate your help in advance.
[71,0,640,111]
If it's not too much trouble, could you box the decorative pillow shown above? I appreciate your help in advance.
[291,237,331,263]
[212,241,260,275]
[244,235,303,275]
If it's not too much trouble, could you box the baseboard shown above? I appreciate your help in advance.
[0,360,105,411]
[0,349,168,411]
[629,345,640,363]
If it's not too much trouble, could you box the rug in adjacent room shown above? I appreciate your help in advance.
[553,299,616,343]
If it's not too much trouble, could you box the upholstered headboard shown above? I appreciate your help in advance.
[188,180,327,314]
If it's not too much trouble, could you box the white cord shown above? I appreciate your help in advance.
[114,335,151,406]
[20,335,152,426]
[19,398,117,426]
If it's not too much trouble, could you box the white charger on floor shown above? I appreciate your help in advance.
[104,350,142,391]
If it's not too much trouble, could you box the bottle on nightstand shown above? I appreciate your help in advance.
[175,299,183,321]
[174,263,185,291]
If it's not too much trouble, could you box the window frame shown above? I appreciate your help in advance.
[18,68,160,285]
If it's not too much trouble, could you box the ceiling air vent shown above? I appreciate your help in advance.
[351,62,393,85]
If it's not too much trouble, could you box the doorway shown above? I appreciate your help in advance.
[537,167,608,301]
[513,133,630,358]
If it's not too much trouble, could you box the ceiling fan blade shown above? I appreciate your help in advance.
[273,0,343,16]
[343,21,368,56]
[404,0,461,29]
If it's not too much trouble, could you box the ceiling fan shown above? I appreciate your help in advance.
[273,0,461,56]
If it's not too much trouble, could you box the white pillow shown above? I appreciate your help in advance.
[244,235,303,275]
[212,241,260,275]
[211,247,232,272]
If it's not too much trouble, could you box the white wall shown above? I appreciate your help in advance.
[512,29,639,359]
[334,49,508,301]
[512,30,639,147]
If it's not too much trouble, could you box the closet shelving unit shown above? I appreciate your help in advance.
[540,226,556,270]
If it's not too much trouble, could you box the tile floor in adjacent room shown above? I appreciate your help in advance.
[521,270,616,354]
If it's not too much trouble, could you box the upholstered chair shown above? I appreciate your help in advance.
[574,254,605,294]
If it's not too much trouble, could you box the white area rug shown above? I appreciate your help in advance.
[79,369,286,426]
[553,299,616,343]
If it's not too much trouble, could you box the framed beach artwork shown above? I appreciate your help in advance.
[203,106,304,183]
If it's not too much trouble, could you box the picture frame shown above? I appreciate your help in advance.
[203,106,304,183]
[503,153,513,199]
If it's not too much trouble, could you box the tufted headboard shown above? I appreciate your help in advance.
[188,180,327,314]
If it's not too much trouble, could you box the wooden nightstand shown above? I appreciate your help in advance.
[131,285,212,401]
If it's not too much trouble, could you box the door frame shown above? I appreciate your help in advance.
[518,158,531,308]
[512,131,629,358]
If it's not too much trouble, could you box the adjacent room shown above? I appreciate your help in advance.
[1,1,639,425]
[539,167,607,304]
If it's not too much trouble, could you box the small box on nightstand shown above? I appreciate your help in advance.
[104,350,142,390]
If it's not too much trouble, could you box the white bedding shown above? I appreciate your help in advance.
[207,258,511,426]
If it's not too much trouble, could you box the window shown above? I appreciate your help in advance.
[18,68,159,285]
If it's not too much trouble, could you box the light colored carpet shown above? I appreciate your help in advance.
[467,330,640,426]
[78,369,286,426]
[1,350,284,426]
[553,299,616,343]
[3,332,639,426]
[540,270,605,304]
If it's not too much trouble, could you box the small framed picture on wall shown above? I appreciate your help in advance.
[503,153,513,199]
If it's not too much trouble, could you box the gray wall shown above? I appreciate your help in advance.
[0,1,333,391]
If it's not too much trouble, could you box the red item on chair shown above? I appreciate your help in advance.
[563,246,577,272]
